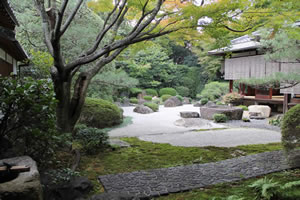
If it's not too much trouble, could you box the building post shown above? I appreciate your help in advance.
[229,80,233,93]
[269,88,273,99]
[283,93,290,113]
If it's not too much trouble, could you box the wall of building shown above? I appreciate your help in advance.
[0,47,17,76]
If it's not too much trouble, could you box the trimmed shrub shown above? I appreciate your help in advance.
[130,97,138,104]
[281,104,300,166]
[213,114,228,123]
[152,98,161,105]
[0,77,57,164]
[200,98,208,105]
[216,101,225,105]
[200,82,228,101]
[161,94,172,102]
[145,88,158,97]
[222,92,242,104]
[159,87,177,96]
[196,94,202,100]
[176,95,184,102]
[130,87,142,97]
[144,102,159,112]
[74,124,109,154]
[80,98,123,129]
[143,95,152,101]
[238,105,249,111]
[176,86,190,97]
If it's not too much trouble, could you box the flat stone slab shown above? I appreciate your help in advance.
[99,150,294,198]
[180,111,200,118]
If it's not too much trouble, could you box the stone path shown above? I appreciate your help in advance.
[99,150,293,198]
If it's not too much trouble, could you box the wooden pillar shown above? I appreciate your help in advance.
[229,80,233,93]
[283,94,291,113]
[241,84,246,95]
[269,88,273,99]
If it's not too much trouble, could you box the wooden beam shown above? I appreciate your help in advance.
[269,88,273,99]
[0,165,30,173]
[283,94,290,113]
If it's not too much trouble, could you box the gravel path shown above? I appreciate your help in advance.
[99,150,293,198]
[109,105,281,147]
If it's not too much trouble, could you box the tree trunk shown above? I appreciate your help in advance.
[52,69,91,133]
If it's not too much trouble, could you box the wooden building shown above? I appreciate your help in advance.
[0,0,27,76]
[208,30,300,113]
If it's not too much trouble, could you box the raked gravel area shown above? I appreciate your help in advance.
[109,105,281,147]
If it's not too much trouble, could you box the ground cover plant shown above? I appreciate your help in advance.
[77,138,283,194]
[144,102,159,112]
[159,88,177,96]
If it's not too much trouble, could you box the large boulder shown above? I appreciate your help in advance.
[182,97,190,104]
[0,156,43,200]
[133,105,153,114]
[43,176,93,200]
[193,102,202,107]
[164,96,183,107]
[180,111,200,118]
[248,105,271,118]
[200,106,243,120]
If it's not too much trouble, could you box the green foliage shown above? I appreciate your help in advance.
[161,94,172,102]
[159,87,177,96]
[129,97,138,104]
[200,82,228,101]
[249,177,279,200]
[176,86,190,97]
[216,101,225,105]
[143,95,152,101]
[74,124,109,155]
[130,87,143,96]
[281,104,300,165]
[45,168,80,184]
[176,95,184,102]
[213,114,228,123]
[144,102,159,112]
[145,88,158,97]
[200,98,209,105]
[152,98,161,105]
[80,98,123,129]
[238,105,248,111]
[268,116,282,127]
[242,118,250,122]
[0,77,57,164]
[222,92,242,104]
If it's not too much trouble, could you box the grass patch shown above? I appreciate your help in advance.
[78,138,283,194]
[193,128,228,132]
[157,169,300,200]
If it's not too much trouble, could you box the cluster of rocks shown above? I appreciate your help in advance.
[164,96,182,107]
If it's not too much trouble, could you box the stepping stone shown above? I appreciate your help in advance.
[99,150,297,198]
[180,111,200,118]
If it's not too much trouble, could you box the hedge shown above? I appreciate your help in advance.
[161,94,172,102]
[159,87,177,96]
[143,95,152,101]
[176,86,190,97]
[213,114,228,123]
[130,98,138,104]
[145,88,158,97]
[144,102,159,112]
[80,98,123,128]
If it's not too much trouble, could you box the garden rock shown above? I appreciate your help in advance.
[200,106,243,120]
[138,98,146,105]
[122,98,130,107]
[133,105,153,114]
[0,156,43,200]
[180,111,199,118]
[43,176,93,200]
[249,111,265,119]
[109,139,130,147]
[164,96,183,107]
[206,101,216,107]
[248,105,271,118]
[193,102,202,107]
[183,97,190,104]
[89,192,140,200]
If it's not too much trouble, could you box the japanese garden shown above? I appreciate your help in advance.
[0,0,300,199]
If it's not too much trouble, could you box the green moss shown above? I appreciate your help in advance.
[129,97,138,104]
[176,95,184,102]
[161,94,172,102]
[143,95,152,101]
[130,87,142,97]
[144,102,159,112]
[145,88,158,96]
[238,105,248,111]
[159,88,177,96]
[80,98,123,129]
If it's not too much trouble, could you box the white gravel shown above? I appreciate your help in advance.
[108,105,282,147]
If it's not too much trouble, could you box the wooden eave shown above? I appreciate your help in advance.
[0,0,19,30]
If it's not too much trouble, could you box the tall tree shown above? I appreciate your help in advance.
[32,0,256,132]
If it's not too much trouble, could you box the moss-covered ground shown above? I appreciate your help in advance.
[77,137,284,195]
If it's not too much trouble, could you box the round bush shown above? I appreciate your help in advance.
[281,104,300,166]
[80,98,123,128]
[145,88,158,97]
[159,88,177,96]
[213,114,228,123]
[161,94,172,102]
[144,102,159,112]
[130,87,142,97]
[176,95,184,102]
[200,98,208,105]
[143,95,152,101]
[130,97,138,104]
[176,86,190,97]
